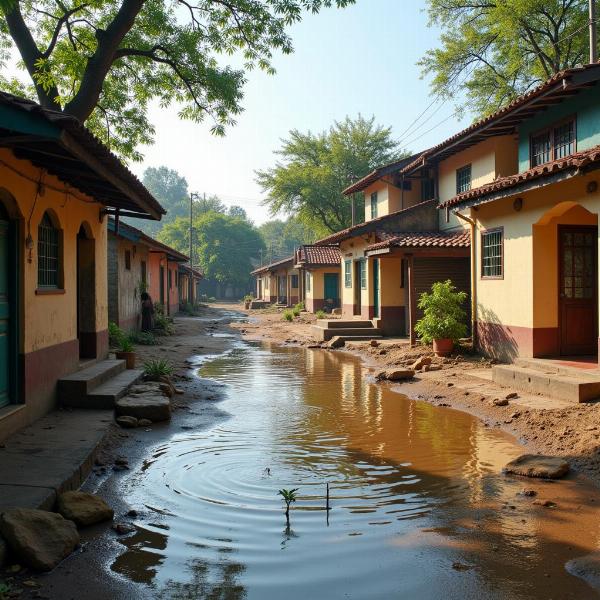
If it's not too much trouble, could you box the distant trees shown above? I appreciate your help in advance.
[1,0,354,160]
[419,0,593,117]
[258,217,317,263]
[256,116,403,235]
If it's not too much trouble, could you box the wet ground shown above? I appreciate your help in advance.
[22,310,600,599]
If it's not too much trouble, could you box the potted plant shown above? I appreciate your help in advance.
[243,294,253,309]
[414,280,467,357]
[115,336,136,369]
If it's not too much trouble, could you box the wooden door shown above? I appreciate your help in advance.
[373,259,380,318]
[159,266,165,305]
[0,218,10,407]
[559,226,598,356]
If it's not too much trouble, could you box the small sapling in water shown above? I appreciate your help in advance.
[278,488,299,526]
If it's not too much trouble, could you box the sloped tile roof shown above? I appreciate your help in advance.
[296,245,340,266]
[366,230,471,252]
[440,144,600,209]
[250,255,294,276]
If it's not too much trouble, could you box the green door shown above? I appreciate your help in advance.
[0,218,10,407]
[324,273,339,308]
[373,259,380,319]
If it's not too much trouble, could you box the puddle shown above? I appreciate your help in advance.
[110,342,600,599]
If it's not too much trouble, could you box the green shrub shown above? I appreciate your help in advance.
[143,358,174,379]
[294,301,305,312]
[243,294,253,302]
[282,309,294,322]
[154,313,174,335]
[129,330,157,345]
[292,306,301,317]
[414,280,468,343]
[108,322,124,347]
[154,302,166,316]
[118,336,134,353]
[315,310,326,319]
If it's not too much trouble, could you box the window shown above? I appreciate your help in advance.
[125,250,131,270]
[344,260,352,288]
[530,118,576,166]
[400,259,407,288]
[305,271,311,292]
[421,178,435,201]
[291,274,299,289]
[370,192,378,219]
[456,164,472,194]
[168,269,172,289]
[38,212,60,288]
[360,259,367,289]
[141,261,147,283]
[481,229,503,278]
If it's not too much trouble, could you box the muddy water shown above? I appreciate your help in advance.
[112,342,600,599]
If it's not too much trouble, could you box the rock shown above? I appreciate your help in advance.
[0,534,7,566]
[428,365,442,371]
[331,308,342,316]
[566,552,600,592]
[56,491,114,527]
[126,509,138,518]
[410,356,432,371]
[447,382,454,387]
[115,395,171,422]
[533,499,557,508]
[505,392,519,400]
[510,412,521,419]
[0,509,79,571]
[370,340,379,347]
[174,387,184,395]
[115,416,138,429]
[159,382,174,397]
[112,522,135,535]
[452,561,472,571]
[519,489,537,497]
[493,398,509,406]
[503,454,569,479]
[138,418,153,427]
[327,336,345,349]
[381,369,415,382]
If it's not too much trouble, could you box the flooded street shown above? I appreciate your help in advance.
[102,340,600,599]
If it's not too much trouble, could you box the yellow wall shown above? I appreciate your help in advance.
[471,172,600,331]
[379,256,405,308]
[0,149,108,354]
[362,180,422,221]
[340,236,374,312]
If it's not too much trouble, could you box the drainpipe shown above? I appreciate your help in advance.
[454,210,478,349]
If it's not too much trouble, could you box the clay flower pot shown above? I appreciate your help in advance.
[433,338,453,357]
[116,351,136,369]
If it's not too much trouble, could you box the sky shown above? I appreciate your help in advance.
[133,0,469,224]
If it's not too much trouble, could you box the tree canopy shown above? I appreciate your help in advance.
[1,0,354,160]
[419,0,594,117]
[158,210,264,286]
[256,115,402,235]
[258,217,316,262]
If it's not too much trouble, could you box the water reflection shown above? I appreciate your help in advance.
[109,342,600,599]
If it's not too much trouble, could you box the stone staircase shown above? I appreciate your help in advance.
[311,319,383,343]
[58,359,144,409]
[493,357,600,403]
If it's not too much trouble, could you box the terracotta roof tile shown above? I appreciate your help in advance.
[440,144,600,208]
[296,245,340,266]
[250,255,294,276]
[366,230,471,252]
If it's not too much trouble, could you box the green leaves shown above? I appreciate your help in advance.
[420,0,591,118]
[414,280,468,344]
[278,488,299,505]
[2,0,355,160]
[257,115,404,234]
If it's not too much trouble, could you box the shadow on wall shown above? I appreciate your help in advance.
[477,304,519,363]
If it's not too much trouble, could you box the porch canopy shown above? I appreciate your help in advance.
[294,245,340,269]
[250,255,294,276]
[0,92,165,221]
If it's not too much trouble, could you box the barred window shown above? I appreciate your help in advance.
[531,131,551,166]
[553,121,575,160]
[421,178,435,201]
[360,259,367,289]
[530,118,576,166]
[344,260,352,288]
[38,212,60,288]
[482,229,503,278]
[370,192,378,219]
[456,164,472,194]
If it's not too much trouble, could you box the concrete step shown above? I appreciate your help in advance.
[334,335,383,344]
[316,319,374,329]
[312,324,382,341]
[493,364,600,403]
[80,369,144,409]
[58,359,126,404]
[514,357,600,378]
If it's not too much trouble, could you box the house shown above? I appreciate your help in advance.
[108,219,191,330]
[313,154,471,341]
[178,263,204,307]
[251,256,300,306]
[432,63,600,366]
[294,245,341,313]
[0,92,164,441]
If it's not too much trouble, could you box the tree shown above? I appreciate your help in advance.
[228,205,248,220]
[0,0,354,160]
[158,211,264,287]
[195,195,226,215]
[258,216,316,262]
[256,115,402,234]
[419,0,593,118]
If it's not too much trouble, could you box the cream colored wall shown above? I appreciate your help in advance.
[305,266,337,302]
[363,180,422,221]
[116,237,149,328]
[340,236,374,309]
[471,172,600,329]
[379,256,405,307]
[0,149,108,354]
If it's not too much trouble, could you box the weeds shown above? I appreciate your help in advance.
[315,310,326,319]
[143,358,174,379]
[109,321,125,347]
[118,336,134,353]
[154,313,174,335]
[129,330,158,345]
[278,488,299,526]
[292,305,301,317]
[282,309,294,322]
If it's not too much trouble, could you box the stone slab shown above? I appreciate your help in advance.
[503,454,569,479]
[0,485,56,511]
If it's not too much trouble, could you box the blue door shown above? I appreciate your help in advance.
[324,273,339,308]
[0,217,10,407]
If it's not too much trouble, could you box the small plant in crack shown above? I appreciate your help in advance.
[278,488,299,526]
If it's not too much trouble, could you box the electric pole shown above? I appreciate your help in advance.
[189,192,199,303]
[591,0,598,63]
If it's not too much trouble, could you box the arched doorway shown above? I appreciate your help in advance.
[77,223,96,359]
[0,193,20,407]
